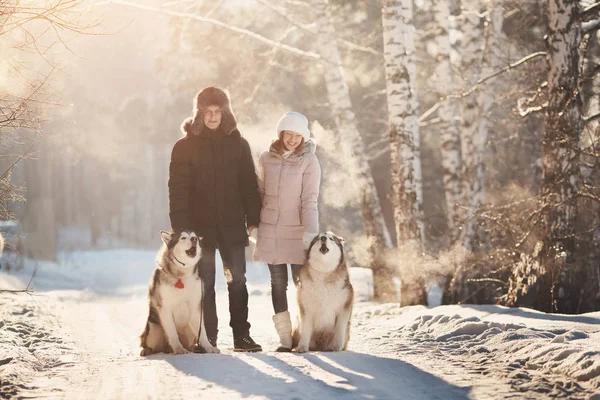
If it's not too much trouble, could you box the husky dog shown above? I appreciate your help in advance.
[140,230,219,356]
[292,232,354,352]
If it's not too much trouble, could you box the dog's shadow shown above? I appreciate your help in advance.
[159,350,472,399]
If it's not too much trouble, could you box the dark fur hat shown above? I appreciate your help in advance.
[180,86,237,136]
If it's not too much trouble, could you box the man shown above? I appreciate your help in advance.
[168,87,262,352]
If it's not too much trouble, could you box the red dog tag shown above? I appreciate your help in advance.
[175,279,184,289]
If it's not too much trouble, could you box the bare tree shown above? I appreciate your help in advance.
[381,0,423,245]
[458,0,485,251]
[381,0,426,304]
[313,0,396,301]
[1,0,98,259]
[432,0,462,241]
[537,0,583,312]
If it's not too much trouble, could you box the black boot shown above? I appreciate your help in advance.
[234,335,262,352]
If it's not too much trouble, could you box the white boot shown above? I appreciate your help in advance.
[273,311,292,352]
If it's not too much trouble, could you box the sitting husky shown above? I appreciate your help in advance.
[292,232,354,352]
[140,230,219,356]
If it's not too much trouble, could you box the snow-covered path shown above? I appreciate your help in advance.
[25,291,468,399]
[1,249,599,399]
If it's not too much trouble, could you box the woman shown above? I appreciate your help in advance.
[253,111,321,352]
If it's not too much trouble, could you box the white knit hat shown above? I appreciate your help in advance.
[276,112,310,141]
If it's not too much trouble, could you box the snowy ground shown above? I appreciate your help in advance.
[1,248,599,399]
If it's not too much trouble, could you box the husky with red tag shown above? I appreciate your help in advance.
[140,230,219,355]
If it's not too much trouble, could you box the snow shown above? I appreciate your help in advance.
[1,248,600,399]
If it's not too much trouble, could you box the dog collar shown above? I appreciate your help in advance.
[172,255,186,267]
[158,264,185,289]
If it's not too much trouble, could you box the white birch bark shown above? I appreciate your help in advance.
[381,0,424,246]
[542,0,582,250]
[313,0,395,300]
[381,0,426,305]
[459,0,503,251]
[458,0,483,251]
[432,0,462,239]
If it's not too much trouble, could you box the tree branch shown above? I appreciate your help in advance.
[584,112,600,125]
[418,52,547,121]
[580,2,600,21]
[97,0,321,59]
[0,268,38,295]
[583,19,600,35]
[459,51,547,98]
[0,145,35,183]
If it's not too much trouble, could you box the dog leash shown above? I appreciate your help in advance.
[194,278,205,353]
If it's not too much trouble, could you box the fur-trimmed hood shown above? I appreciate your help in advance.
[180,87,237,137]
[268,138,316,161]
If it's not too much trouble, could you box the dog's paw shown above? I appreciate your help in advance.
[140,348,150,357]
[331,340,345,352]
[296,343,309,353]
[172,345,190,355]
[206,346,220,354]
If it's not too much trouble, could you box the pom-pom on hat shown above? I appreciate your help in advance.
[276,112,310,141]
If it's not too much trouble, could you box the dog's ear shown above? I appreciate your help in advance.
[160,230,172,245]
[335,235,345,246]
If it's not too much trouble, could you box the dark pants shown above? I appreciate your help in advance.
[199,234,250,341]
[268,264,302,314]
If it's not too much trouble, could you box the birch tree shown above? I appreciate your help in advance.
[538,0,583,312]
[381,0,424,246]
[458,0,504,251]
[313,0,396,301]
[381,0,427,305]
[458,0,485,251]
[432,0,462,240]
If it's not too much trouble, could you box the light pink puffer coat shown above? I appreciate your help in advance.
[254,140,321,265]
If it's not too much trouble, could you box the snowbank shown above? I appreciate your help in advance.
[355,302,600,398]
[0,288,76,398]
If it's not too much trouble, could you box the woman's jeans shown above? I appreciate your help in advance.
[268,264,302,314]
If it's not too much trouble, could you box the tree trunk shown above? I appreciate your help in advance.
[432,0,462,240]
[314,0,395,301]
[539,0,582,313]
[458,1,503,251]
[458,0,484,251]
[381,0,423,245]
[381,0,425,305]
[23,144,58,261]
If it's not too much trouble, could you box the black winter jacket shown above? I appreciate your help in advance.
[168,125,261,247]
